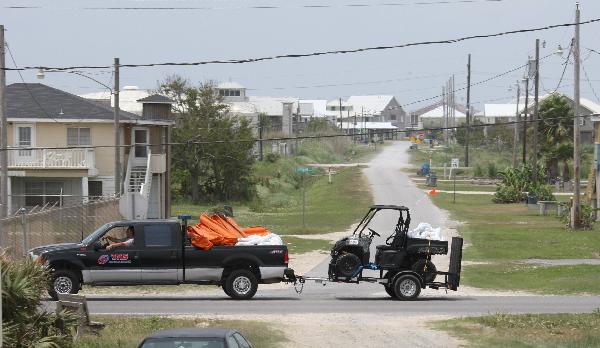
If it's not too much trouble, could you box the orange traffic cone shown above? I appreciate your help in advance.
[428,188,438,196]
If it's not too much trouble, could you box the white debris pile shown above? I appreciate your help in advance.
[235,233,284,246]
[407,223,446,241]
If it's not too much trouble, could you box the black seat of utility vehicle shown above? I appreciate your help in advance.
[376,244,397,251]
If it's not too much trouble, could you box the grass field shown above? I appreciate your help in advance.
[281,236,332,254]
[435,312,600,348]
[428,191,600,294]
[76,316,286,347]
[173,166,373,235]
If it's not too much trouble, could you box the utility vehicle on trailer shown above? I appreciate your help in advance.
[296,205,463,300]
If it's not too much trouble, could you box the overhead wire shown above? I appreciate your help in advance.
[3,18,600,72]
[5,0,507,11]
[2,112,596,152]
[4,41,61,123]
[581,61,600,104]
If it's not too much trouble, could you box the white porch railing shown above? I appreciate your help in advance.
[7,148,94,169]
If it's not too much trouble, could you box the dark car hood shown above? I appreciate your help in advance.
[29,243,81,255]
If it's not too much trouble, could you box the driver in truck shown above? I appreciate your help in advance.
[106,226,134,251]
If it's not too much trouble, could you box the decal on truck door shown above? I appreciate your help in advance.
[97,253,131,265]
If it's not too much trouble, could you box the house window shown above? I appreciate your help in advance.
[17,125,33,156]
[580,118,585,126]
[67,128,91,146]
[25,181,64,207]
[88,181,103,199]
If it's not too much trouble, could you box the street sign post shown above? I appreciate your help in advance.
[295,167,313,228]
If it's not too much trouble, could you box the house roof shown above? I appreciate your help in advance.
[299,99,328,117]
[411,101,472,118]
[484,104,518,117]
[420,105,467,118]
[339,121,397,129]
[247,96,298,116]
[217,81,245,89]
[7,83,137,121]
[137,94,174,104]
[80,87,150,115]
[227,101,258,115]
[346,95,397,115]
[520,93,600,115]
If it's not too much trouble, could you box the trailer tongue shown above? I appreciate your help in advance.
[284,205,464,300]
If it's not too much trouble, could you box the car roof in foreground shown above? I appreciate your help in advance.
[145,328,237,339]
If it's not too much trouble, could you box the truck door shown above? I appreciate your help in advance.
[85,224,142,283]
[139,223,181,283]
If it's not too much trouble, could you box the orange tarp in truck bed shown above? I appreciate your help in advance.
[187,213,272,250]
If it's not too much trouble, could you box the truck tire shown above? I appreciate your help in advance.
[412,259,437,283]
[225,269,258,300]
[335,253,361,278]
[48,269,80,301]
[383,285,396,298]
[393,274,421,301]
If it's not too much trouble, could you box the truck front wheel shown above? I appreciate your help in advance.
[48,269,80,301]
[225,270,258,300]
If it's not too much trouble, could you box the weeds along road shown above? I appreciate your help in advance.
[48,141,600,316]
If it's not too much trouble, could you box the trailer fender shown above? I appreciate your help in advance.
[390,270,425,289]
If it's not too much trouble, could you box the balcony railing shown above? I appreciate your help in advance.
[7,148,95,169]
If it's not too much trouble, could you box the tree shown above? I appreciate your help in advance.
[537,94,574,181]
[157,77,256,202]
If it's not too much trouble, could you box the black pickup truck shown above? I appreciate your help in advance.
[28,219,293,300]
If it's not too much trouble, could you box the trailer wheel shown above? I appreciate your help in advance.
[393,274,421,300]
[383,285,396,298]
[225,269,258,300]
[48,269,80,301]
[335,253,361,278]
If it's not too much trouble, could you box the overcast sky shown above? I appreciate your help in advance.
[2,0,599,111]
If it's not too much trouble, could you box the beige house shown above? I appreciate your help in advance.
[5,83,173,218]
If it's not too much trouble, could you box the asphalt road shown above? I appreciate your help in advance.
[47,141,600,316]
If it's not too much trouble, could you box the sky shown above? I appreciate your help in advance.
[2,0,600,112]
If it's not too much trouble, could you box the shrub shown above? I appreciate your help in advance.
[493,164,554,204]
[2,255,77,347]
[265,153,280,163]
[487,162,498,178]
[474,164,484,178]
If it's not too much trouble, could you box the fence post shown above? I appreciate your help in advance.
[20,209,27,256]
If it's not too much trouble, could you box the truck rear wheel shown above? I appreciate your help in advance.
[225,270,258,300]
[393,274,421,300]
[48,269,80,301]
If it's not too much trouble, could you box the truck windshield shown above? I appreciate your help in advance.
[81,223,111,245]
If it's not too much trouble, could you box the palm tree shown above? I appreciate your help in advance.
[537,94,574,181]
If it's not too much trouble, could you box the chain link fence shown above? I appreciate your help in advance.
[0,197,122,259]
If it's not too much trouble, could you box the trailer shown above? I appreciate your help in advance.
[284,205,463,300]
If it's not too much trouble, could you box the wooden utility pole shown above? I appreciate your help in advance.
[113,58,121,196]
[0,24,7,237]
[339,98,343,129]
[0,24,6,337]
[532,39,540,182]
[572,2,582,228]
[465,54,471,167]
[258,116,263,161]
[442,85,447,143]
[513,81,521,168]
[522,75,529,164]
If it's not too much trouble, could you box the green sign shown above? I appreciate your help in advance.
[295,167,313,174]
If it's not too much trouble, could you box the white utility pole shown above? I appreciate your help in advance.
[113,58,121,196]
[572,2,582,228]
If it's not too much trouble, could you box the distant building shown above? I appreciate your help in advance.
[409,101,470,129]
[346,95,406,129]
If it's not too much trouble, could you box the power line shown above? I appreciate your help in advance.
[4,0,507,11]
[3,112,596,151]
[581,61,600,103]
[3,18,599,72]
[4,41,60,123]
